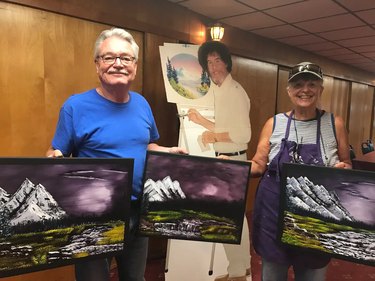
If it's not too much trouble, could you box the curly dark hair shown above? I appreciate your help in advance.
[198,41,232,73]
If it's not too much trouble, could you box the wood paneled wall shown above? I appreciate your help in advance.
[320,77,350,126]
[0,2,147,157]
[276,68,293,113]
[348,83,374,156]
[231,57,278,207]
[0,3,104,156]
[143,33,179,147]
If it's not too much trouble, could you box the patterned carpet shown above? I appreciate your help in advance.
[250,253,375,281]
[110,212,375,281]
[111,249,374,281]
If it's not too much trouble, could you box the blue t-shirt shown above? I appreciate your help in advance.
[52,89,160,199]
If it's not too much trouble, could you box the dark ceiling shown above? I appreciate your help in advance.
[168,0,375,75]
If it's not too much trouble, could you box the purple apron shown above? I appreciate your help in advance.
[252,110,330,268]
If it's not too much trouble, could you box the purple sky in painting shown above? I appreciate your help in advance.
[284,163,375,226]
[0,160,131,216]
[336,182,375,225]
[144,153,250,202]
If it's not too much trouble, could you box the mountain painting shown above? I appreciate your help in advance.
[0,157,133,277]
[279,163,375,266]
[139,151,251,244]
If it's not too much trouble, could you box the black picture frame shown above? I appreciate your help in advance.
[0,157,133,277]
[138,151,251,244]
[279,163,375,266]
[352,159,375,172]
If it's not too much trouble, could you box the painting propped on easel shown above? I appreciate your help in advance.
[160,43,213,106]
[160,43,215,156]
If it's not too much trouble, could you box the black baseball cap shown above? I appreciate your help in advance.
[288,62,323,82]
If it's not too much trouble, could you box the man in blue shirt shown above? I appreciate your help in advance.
[47,27,186,281]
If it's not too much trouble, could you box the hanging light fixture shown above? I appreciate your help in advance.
[210,23,224,41]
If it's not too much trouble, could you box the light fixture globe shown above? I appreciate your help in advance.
[210,24,224,41]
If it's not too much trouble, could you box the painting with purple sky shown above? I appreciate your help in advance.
[279,163,375,266]
[0,157,133,277]
[139,151,251,244]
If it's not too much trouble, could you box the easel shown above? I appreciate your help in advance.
[158,42,229,280]
[164,104,229,281]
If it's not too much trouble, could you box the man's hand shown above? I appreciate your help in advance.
[46,148,64,158]
[168,146,188,154]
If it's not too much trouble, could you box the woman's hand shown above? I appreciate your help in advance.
[334,161,352,169]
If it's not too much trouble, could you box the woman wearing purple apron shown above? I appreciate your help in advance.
[250,62,351,281]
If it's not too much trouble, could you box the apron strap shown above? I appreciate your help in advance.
[276,111,294,181]
[284,110,294,140]
[316,109,324,157]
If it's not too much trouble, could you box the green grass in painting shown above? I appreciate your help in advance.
[0,221,124,271]
[143,209,238,242]
[98,223,125,245]
[281,211,371,253]
[169,79,195,99]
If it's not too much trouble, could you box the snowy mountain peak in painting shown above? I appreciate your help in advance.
[3,178,67,225]
[0,187,11,206]
[286,176,354,222]
[143,176,186,202]
[5,178,35,213]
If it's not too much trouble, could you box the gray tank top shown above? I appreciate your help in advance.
[269,111,340,167]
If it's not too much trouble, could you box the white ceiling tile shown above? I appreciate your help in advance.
[222,12,283,30]
[299,41,341,51]
[319,26,375,40]
[339,56,373,63]
[179,0,254,19]
[265,0,346,23]
[363,52,375,59]
[237,0,304,10]
[329,53,367,60]
[250,24,307,38]
[277,34,326,45]
[355,10,375,24]
[295,14,364,32]
[337,0,375,11]
[337,36,375,47]
[318,48,355,56]
[351,45,375,52]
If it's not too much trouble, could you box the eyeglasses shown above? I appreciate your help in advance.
[98,55,136,65]
[289,63,323,80]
